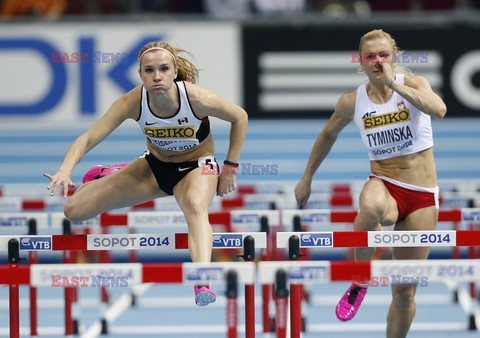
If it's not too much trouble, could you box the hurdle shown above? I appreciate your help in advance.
[1,255,255,337]
[280,208,480,288]
[270,229,480,337]
[281,208,480,313]
[276,230,480,249]
[0,231,265,337]
[9,231,280,252]
[0,208,280,336]
[230,209,285,333]
[258,259,480,338]
[3,207,479,332]
[248,208,480,332]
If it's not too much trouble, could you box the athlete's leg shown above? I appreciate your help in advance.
[354,178,398,261]
[336,178,398,321]
[64,157,167,222]
[386,205,438,338]
[173,166,218,306]
[173,167,218,263]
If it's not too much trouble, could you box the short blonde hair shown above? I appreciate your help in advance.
[138,41,199,83]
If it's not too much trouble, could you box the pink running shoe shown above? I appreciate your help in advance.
[82,164,127,184]
[335,283,367,321]
[194,285,216,306]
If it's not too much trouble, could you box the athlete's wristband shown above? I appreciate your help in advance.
[223,160,239,168]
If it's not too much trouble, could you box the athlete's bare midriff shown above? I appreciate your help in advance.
[370,147,438,188]
[146,132,215,163]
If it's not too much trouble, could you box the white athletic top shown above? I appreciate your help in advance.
[353,74,433,161]
[137,81,210,152]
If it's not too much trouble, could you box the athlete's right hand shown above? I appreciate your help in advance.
[43,170,76,198]
[295,178,312,208]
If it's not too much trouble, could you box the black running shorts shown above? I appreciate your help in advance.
[143,152,218,195]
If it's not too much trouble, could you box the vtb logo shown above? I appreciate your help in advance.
[20,237,52,250]
[213,234,243,247]
[301,233,333,247]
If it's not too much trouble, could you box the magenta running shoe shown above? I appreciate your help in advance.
[194,285,216,306]
[82,164,127,184]
[335,283,367,321]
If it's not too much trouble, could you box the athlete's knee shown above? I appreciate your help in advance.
[391,285,416,306]
[182,195,208,217]
[358,198,385,222]
[64,197,87,222]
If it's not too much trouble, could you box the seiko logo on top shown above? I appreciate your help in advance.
[363,109,411,130]
[144,126,195,138]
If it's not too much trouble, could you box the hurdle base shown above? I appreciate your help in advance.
[101,318,108,335]
[73,319,79,335]
[468,314,477,330]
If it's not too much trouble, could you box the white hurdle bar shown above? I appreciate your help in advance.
[258,259,480,338]
[276,230,480,248]
[0,232,267,251]
[0,232,264,338]
[1,260,256,338]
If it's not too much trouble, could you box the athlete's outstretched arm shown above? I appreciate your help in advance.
[43,87,140,197]
[295,92,355,206]
[186,83,248,196]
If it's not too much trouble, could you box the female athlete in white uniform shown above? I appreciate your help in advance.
[44,41,248,306]
[295,29,446,337]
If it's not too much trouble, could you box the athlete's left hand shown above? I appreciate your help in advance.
[217,165,237,196]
